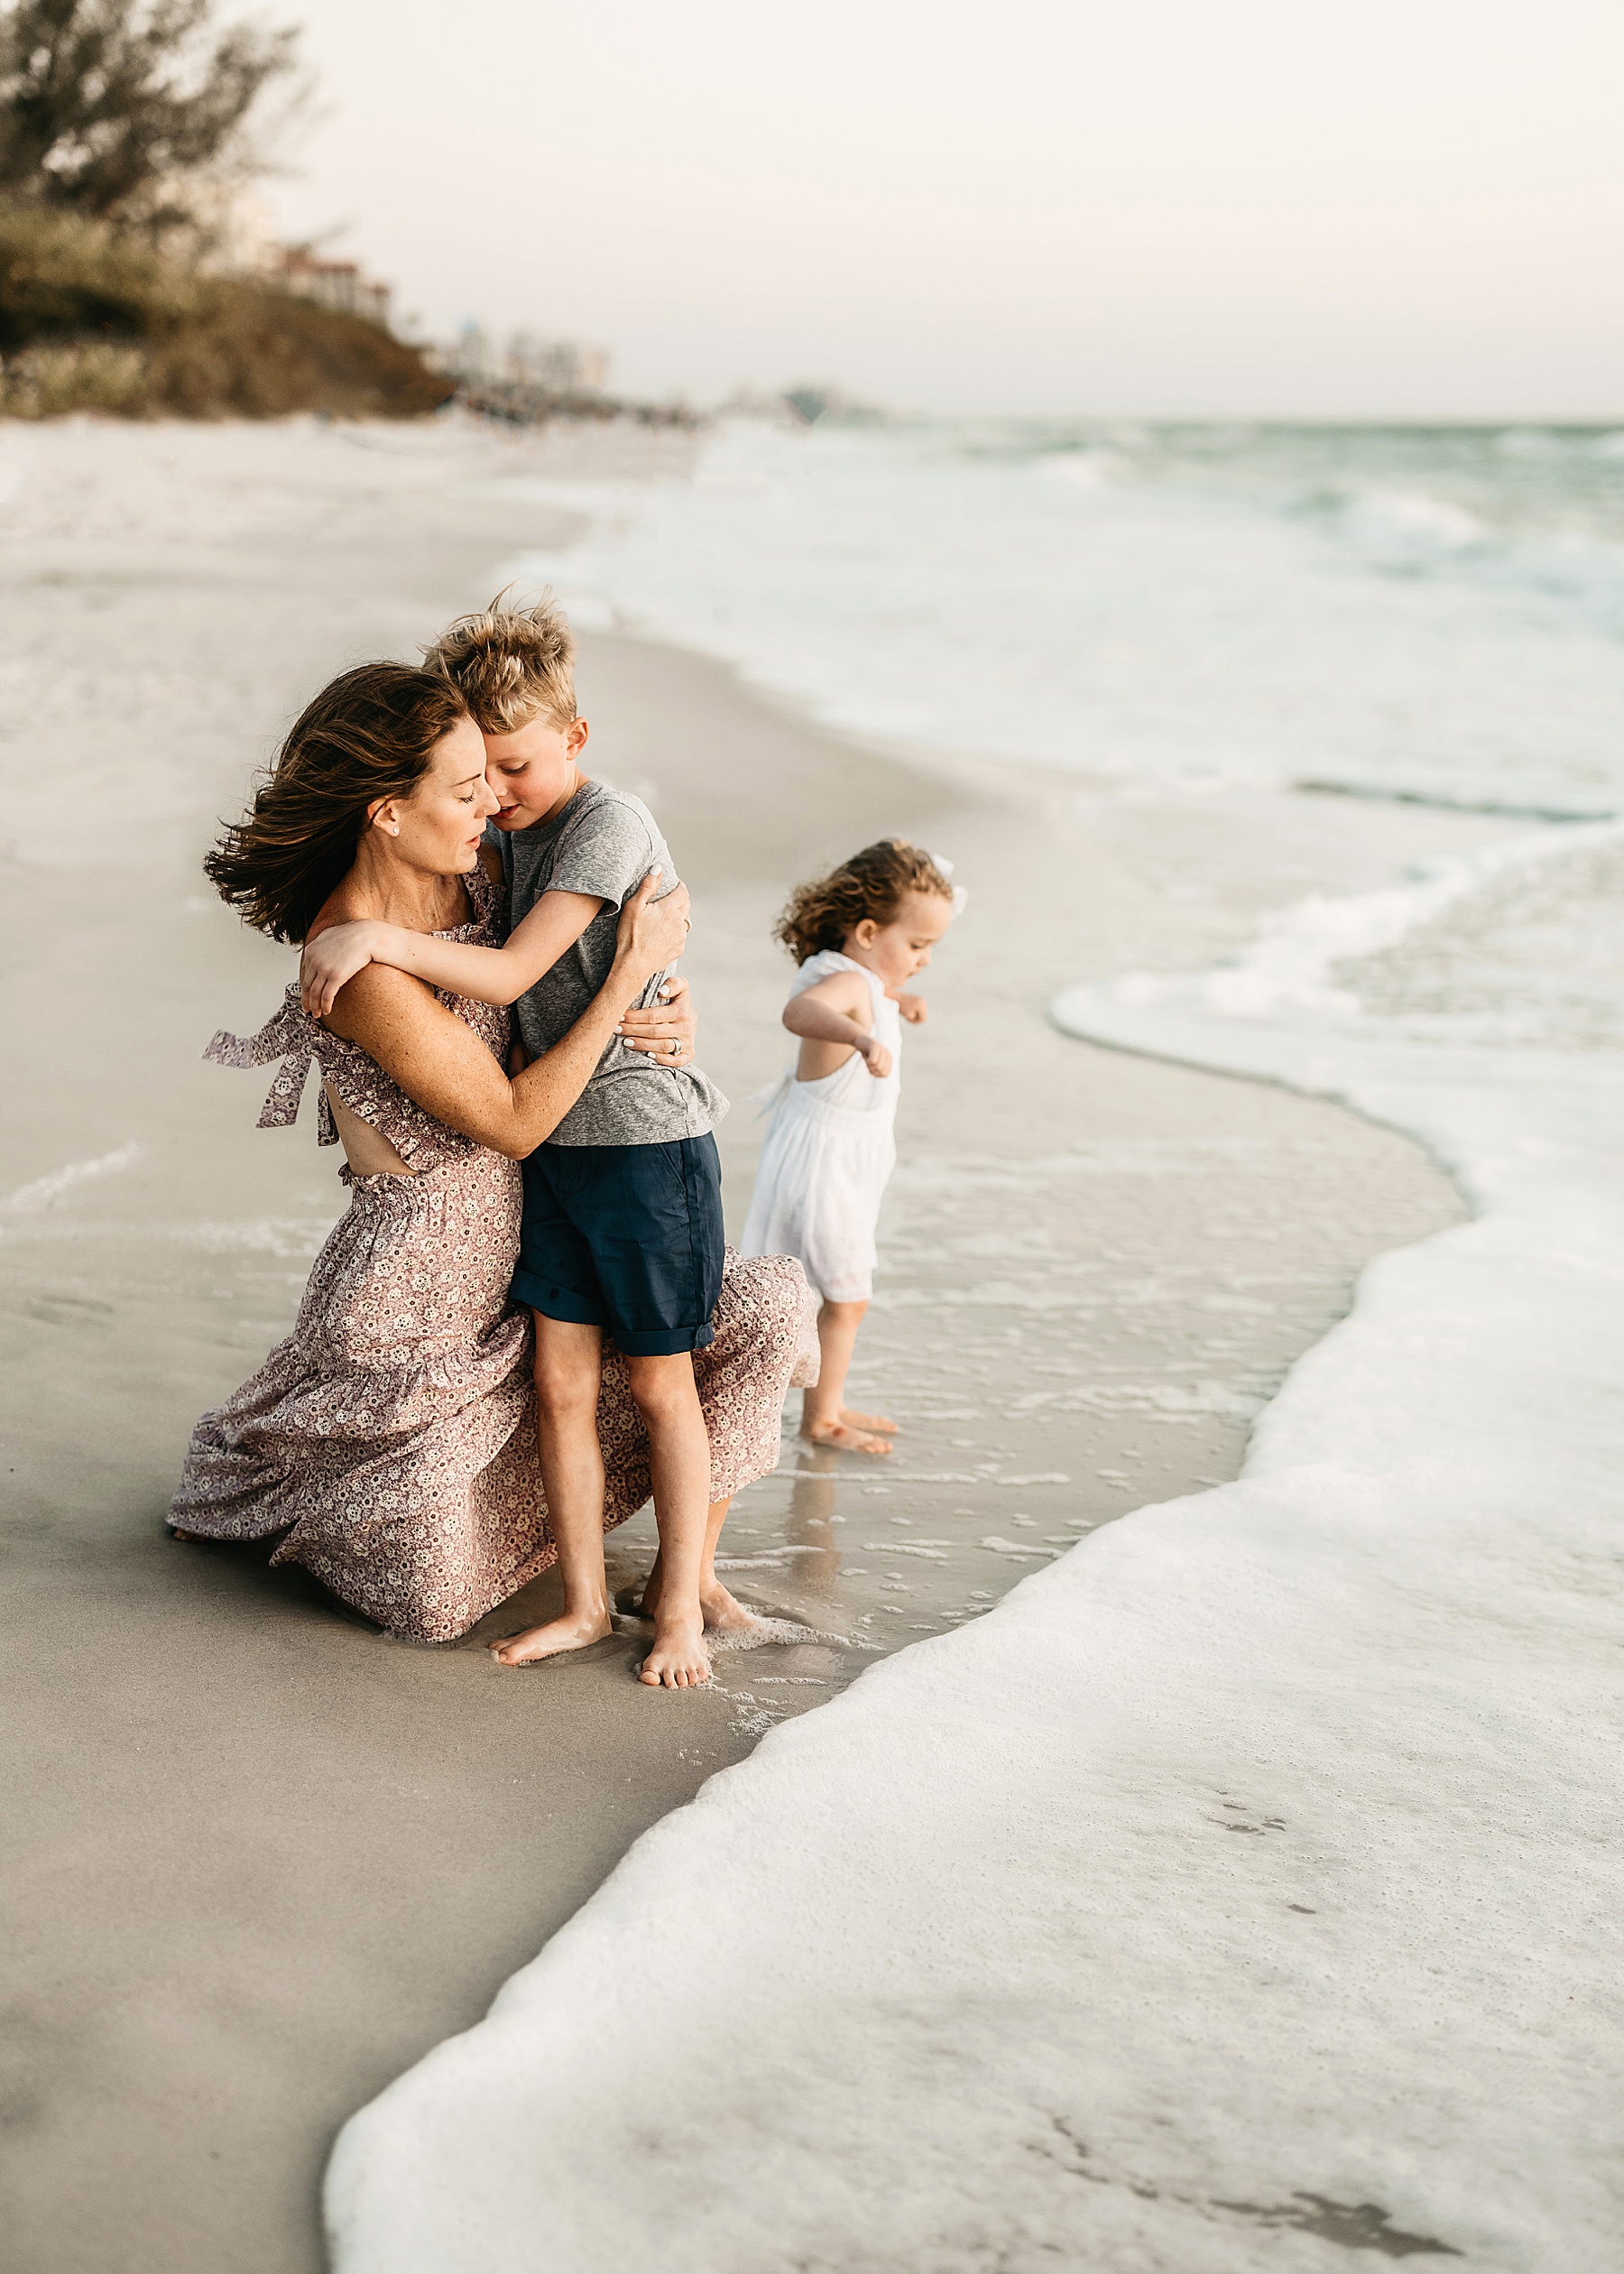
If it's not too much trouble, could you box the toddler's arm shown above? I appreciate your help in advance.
[784,972,893,1081]
[890,988,928,1024]
[301,881,683,1018]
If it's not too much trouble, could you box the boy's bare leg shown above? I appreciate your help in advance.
[637,1495,763,1634]
[800,1299,892,1456]
[491,1317,613,1667]
[624,1351,714,1687]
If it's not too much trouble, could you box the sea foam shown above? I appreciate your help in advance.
[326,828,1624,2269]
[2,1142,143,1217]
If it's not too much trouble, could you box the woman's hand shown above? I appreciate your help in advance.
[301,920,382,1019]
[612,870,691,991]
[618,974,699,1068]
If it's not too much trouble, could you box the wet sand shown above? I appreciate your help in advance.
[0,418,1473,2272]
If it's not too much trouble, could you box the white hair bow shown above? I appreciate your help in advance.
[929,851,969,920]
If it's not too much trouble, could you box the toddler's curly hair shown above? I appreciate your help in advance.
[774,837,954,965]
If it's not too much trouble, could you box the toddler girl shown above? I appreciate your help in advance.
[742,838,960,1455]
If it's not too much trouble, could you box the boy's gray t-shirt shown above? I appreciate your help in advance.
[493,781,726,1149]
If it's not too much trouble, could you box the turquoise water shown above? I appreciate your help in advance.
[517,416,1624,817]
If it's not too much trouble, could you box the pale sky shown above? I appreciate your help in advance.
[267,0,1624,417]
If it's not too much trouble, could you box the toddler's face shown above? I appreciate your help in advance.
[849,891,954,986]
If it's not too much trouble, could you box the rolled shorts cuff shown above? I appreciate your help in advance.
[513,1277,716,1354]
[511,1270,608,1328]
[612,1319,717,1357]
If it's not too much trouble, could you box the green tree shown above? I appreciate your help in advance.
[0,0,299,227]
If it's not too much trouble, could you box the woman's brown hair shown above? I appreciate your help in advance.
[774,837,954,965]
[204,664,471,943]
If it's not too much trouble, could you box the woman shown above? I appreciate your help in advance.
[170,663,815,1678]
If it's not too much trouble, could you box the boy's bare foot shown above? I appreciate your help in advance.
[632,1569,764,1636]
[801,1417,893,1456]
[698,1578,764,1634]
[638,1613,712,1688]
[489,1608,613,1668]
[840,1407,898,1434]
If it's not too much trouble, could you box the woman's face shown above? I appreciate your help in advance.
[377,718,498,873]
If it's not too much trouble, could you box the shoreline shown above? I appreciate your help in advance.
[2,417,1480,2273]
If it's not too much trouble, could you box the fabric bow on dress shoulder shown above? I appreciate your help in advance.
[205,985,338,1145]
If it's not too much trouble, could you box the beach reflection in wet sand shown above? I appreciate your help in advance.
[604,1125,1453,1736]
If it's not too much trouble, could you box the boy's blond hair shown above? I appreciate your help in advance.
[423,592,577,734]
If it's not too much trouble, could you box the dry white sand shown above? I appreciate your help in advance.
[0,414,1490,2272]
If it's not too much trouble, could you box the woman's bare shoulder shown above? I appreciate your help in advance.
[321,962,508,1139]
[321,961,440,1046]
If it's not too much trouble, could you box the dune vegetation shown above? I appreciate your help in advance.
[0,200,452,418]
[0,0,450,420]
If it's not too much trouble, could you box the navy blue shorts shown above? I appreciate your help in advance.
[511,1134,725,1357]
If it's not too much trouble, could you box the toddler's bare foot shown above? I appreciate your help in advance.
[802,1417,893,1456]
[840,1407,898,1435]
[489,1608,612,1667]
[639,1613,712,1688]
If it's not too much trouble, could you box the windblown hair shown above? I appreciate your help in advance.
[774,837,954,966]
[422,590,577,734]
[203,664,471,944]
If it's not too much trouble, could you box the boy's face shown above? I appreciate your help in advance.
[482,712,590,830]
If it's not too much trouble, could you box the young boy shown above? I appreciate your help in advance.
[299,598,728,1687]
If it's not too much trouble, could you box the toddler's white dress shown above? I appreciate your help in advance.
[741,951,901,1304]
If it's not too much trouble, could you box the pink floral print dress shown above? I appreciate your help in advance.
[170,864,817,1642]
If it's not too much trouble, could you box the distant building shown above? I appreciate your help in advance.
[504,332,612,393]
[781,381,883,426]
[427,328,611,393]
[275,247,392,331]
[434,323,494,382]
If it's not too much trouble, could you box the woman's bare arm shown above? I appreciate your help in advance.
[323,872,687,1159]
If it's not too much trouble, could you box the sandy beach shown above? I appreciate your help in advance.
[0,415,1504,2271]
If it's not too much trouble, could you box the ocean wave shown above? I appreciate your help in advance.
[1298,481,1624,634]
[508,417,1624,818]
[1033,448,1121,490]
[1098,822,1624,1034]
[1302,484,1489,569]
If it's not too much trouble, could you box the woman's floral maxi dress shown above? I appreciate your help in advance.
[169,865,817,1641]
